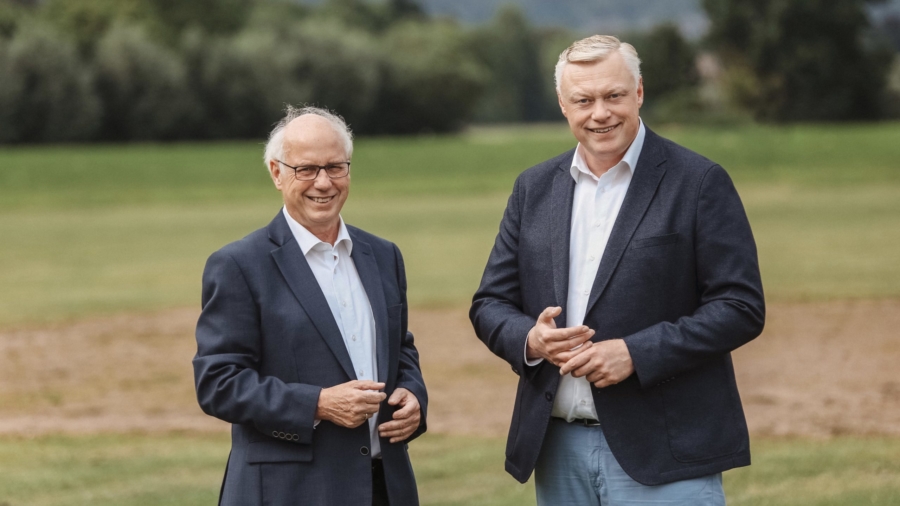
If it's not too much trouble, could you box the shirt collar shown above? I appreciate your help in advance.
[282,206,353,256]
[570,119,646,182]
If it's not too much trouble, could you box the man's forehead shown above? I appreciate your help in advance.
[561,58,636,93]
[283,116,346,156]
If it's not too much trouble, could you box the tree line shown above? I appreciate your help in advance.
[0,0,897,143]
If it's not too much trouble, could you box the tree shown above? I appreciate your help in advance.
[703,0,895,121]
[0,25,100,142]
[468,6,550,123]
[630,24,698,102]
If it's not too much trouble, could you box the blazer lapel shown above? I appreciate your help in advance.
[550,153,577,326]
[585,130,667,317]
[267,213,357,381]
[348,232,390,385]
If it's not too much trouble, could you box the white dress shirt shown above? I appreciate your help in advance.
[525,121,646,422]
[282,207,382,457]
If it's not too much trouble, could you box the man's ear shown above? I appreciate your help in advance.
[269,160,283,190]
[636,77,644,108]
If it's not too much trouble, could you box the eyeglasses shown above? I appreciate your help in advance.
[275,160,351,181]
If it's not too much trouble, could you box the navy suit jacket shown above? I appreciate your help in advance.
[470,127,765,486]
[194,212,427,506]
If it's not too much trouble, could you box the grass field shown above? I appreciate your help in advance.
[1,122,899,325]
[1,433,898,506]
[1,122,899,505]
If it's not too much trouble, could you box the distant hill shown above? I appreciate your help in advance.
[298,0,900,40]
[418,0,708,38]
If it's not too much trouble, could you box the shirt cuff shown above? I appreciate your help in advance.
[524,333,543,367]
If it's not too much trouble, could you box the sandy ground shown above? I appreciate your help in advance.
[1,300,898,438]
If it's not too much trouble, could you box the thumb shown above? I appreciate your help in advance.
[388,388,407,406]
[538,306,562,326]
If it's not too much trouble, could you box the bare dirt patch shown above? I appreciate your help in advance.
[1,301,898,438]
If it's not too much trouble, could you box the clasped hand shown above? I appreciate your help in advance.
[315,381,421,443]
[525,306,634,388]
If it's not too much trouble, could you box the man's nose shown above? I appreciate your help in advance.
[590,100,610,121]
[313,168,332,188]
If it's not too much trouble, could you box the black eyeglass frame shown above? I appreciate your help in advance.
[275,159,351,181]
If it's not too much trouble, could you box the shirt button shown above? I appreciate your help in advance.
[588,255,595,261]
[351,334,357,341]
[583,290,589,295]
[580,400,587,405]
[359,370,364,377]
[341,300,347,307]
[593,221,602,228]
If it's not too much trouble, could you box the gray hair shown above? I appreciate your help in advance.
[263,105,354,170]
[554,35,642,94]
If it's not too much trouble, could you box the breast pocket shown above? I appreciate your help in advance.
[631,232,680,249]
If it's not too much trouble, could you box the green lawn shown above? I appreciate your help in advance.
[2,123,900,325]
[1,432,898,506]
[1,123,899,504]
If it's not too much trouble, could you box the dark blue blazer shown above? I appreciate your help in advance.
[470,127,765,486]
[194,212,427,506]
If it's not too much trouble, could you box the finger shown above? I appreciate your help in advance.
[544,326,593,342]
[559,350,592,375]
[359,391,388,403]
[546,331,594,354]
[378,420,411,433]
[393,401,419,419]
[537,306,562,326]
[554,341,593,363]
[353,381,386,391]
[387,388,408,406]
[571,361,598,379]
[382,429,412,440]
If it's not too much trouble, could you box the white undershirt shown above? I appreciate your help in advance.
[525,120,645,422]
[283,208,381,457]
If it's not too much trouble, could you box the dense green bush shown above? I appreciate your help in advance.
[93,24,200,140]
[0,25,99,142]
[365,21,486,133]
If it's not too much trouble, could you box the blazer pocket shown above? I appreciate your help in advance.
[246,440,313,464]
[631,232,680,249]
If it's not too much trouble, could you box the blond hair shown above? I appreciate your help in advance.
[554,35,641,93]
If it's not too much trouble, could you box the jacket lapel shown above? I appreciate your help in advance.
[550,153,577,325]
[348,232,390,385]
[584,129,667,317]
[267,213,357,381]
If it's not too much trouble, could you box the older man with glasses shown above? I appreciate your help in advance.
[193,105,427,506]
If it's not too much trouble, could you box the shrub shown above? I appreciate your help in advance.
[0,25,100,143]
[93,23,200,140]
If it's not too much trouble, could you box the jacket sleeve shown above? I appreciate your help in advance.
[392,243,428,441]
[469,176,540,378]
[193,250,321,444]
[625,165,766,388]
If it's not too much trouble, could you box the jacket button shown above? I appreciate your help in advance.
[272,431,278,437]
[360,446,370,456]
[292,434,299,441]
[545,392,554,401]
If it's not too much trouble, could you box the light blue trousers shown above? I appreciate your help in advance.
[535,418,726,506]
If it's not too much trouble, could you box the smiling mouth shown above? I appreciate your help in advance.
[307,196,335,204]
[588,125,617,134]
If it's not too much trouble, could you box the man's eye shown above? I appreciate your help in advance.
[297,167,317,175]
